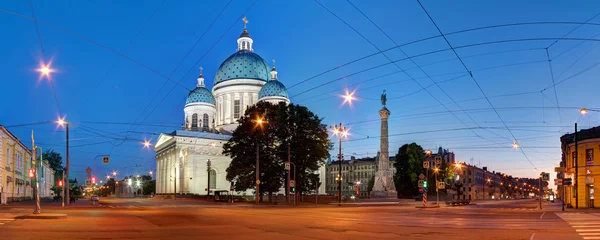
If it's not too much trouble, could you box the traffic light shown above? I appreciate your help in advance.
[423,181,428,188]
[28,168,35,178]
[91,177,96,185]
[291,187,295,193]
[58,180,63,187]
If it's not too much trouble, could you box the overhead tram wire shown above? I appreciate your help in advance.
[541,56,600,91]
[0,8,190,91]
[28,0,61,114]
[291,37,600,99]
[83,0,169,109]
[286,21,600,90]
[135,0,259,128]
[541,12,600,124]
[124,0,234,138]
[416,0,537,170]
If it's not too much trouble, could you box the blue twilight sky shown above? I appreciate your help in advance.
[2,0,600,184]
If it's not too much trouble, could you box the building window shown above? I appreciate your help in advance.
[572,151,576,168]
[6,148,10,167]
[586,149,594,166]
[209,169,217,189]
[192,114,198,129]
[203,114,209,130]
[234,100,240,119]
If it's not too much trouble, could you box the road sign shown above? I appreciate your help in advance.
[554,167,565,172]
[437,181,445,189]
[541,172,550,181]
[419,188,425,193]
[419,173,426,180]
[554,179,563,185]
[256,179,261,185]
[290,180,295,188]
[423,161,430,169]
[102,156,110,164]
[564,178,573,186]
[285,162,290,171]
[434,156,442,165]
[418,180,424,188]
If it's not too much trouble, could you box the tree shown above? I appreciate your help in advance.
[224,101,331,202]
[394,143,425,197]
[143,180,155,195]
[367,175,375,193]
[43,149,63,172]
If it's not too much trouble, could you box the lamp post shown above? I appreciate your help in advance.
[57,118,70,206]
[207,159,211,197]
[331,123,348,207]
[254,117,266,204]
[434,167,439,205]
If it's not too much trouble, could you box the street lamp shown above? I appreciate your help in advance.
[143,140,151,149]
[341,89,356,107]
[331,123,349,206]
[253,116,267,204]
[56,117,70,206]
[36,62,55,81]
[207,159,212,197]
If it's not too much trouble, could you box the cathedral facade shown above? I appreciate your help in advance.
[154,21,290,196]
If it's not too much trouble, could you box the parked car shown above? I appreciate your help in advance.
[91,195,99,202]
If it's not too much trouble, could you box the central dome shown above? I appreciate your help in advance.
[213,50,270,85]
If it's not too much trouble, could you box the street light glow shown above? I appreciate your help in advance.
[512,141,519,149]
[149,170,153,175]
[56,117,67,127]
[36,62,55,81]
[341,89,356,107]
[581,108,588,115]
[143,140,151,149]
[112,171,117,176]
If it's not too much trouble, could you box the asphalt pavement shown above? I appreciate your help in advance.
[0,197,585,240]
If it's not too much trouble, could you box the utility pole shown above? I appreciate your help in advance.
[65,123,70,206]
[256,144,260,204]
[61,170,65,207]
[174,166,177,200]
[575,123,579,209]
[287,144,291,204]
[539,176,543,210]
[337,134,342,207]
[31,131,40,214]
[207,159,211,197]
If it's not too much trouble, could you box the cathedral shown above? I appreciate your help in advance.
[154,20,291,196]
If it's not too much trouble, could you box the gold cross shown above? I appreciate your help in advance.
[199,66,203,74]
[242,17,248,29]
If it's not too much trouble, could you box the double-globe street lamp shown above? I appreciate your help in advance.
[331,123,349,207]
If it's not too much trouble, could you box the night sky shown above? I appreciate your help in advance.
[2,0,600,186]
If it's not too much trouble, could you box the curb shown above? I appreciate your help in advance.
[16,213,67,219]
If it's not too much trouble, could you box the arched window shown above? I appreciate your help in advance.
[191,114,198,130]
[203,114,209,130]
[209,169,217,189]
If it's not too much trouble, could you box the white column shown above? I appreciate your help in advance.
[230,93,234,123]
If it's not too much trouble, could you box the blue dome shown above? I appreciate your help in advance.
[214,50,269,85]
[186,87,216,105]
[258,80,289,99]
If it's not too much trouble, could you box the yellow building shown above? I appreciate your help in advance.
[0,126,33,202]
[561,126,600,208]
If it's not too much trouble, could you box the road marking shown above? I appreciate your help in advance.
[570,222,600,225]
[583,237,600,240]
[581,233,600,236]
[578,229,600,232]
[540,212,546,219]
[530,232,535,240]
[0,219,14,221]
[574,225,600,228]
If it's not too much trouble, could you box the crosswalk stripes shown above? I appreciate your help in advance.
[557,212,600,239]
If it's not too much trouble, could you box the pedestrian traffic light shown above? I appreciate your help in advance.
[91,177,96,184]
[28,168,35,178]
[58,180,63,187]
[423,181,428,188]
[291,187,295,193]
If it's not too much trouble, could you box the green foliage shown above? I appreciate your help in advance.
[70,185,82,198]
[43,149,63,172]
[394,143,425,197]
[224,101,331,199]
[143,180,155,195]
[367,175,375,193]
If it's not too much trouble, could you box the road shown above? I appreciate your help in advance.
[0,197,587,239]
